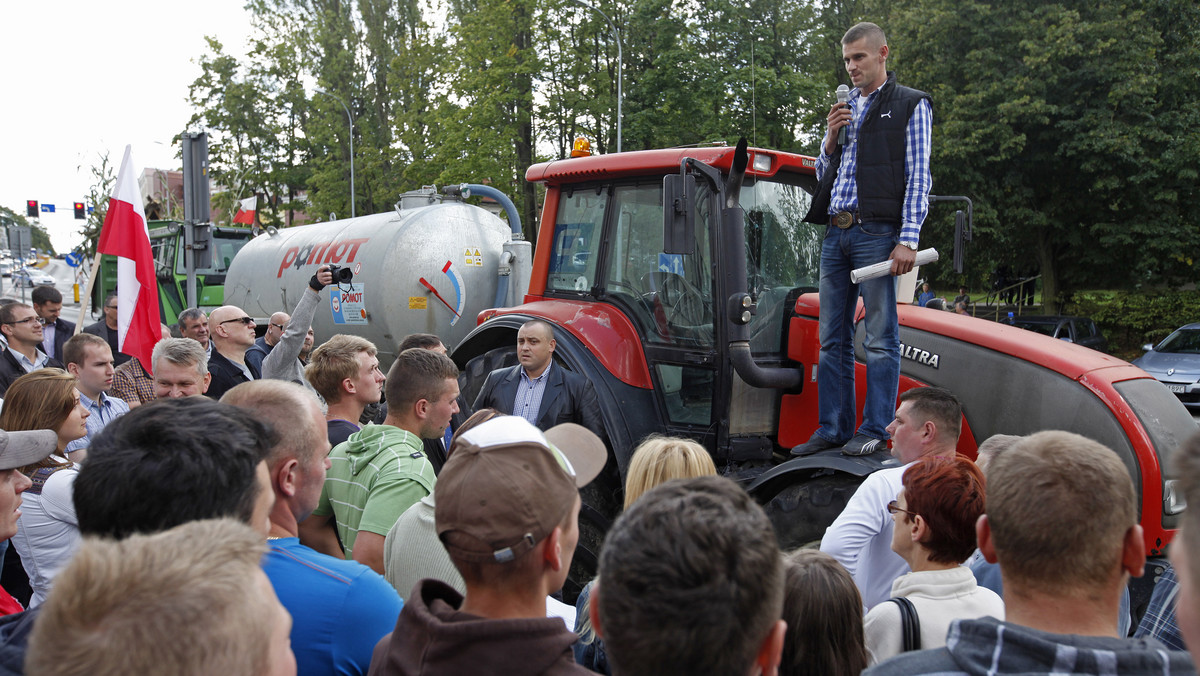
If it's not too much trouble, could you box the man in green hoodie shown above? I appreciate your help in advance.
[300,348,460,575]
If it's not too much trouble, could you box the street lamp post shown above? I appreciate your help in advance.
[572,0,622,153]
[313,87,356,218]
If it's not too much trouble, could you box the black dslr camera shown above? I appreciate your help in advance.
[327,265,354,284]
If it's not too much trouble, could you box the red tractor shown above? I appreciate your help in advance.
[452,141,1194,603]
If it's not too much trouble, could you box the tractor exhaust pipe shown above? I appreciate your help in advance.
[722,138,804,391]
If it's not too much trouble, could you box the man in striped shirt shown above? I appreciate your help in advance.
[795,21,933,459]
[300,348,459,575]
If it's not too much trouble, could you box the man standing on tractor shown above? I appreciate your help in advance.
[794,21,933,457]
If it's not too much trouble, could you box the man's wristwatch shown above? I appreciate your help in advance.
[901,241,918,251]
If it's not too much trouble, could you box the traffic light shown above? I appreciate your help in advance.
[26,201,37,218]
[74,202,86,220]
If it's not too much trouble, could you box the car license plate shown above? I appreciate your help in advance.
[1168,384,1186,394]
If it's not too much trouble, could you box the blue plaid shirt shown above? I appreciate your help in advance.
[815,79,933,248]
[513,361,552,427]
[65,390,131,454]
[1134,564,1185,650]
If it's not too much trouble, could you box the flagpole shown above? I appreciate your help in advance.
[74,253,103,336]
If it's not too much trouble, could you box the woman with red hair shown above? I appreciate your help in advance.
[864,456,1004,664]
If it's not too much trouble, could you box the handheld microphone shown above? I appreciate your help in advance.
[836,84,850,146]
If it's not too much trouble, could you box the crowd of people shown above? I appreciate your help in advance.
[0,261,1195,676]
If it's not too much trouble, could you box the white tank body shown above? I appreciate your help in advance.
[224,201,512,366]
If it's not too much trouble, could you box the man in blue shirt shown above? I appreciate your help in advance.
[223,379,402,676]
[795,21,933,458]
[63,333,129,463]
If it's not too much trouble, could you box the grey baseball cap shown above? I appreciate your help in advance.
[0,429,57,471]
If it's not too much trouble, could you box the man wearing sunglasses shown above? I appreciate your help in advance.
[0,303,63,397]
[206,305,260,400]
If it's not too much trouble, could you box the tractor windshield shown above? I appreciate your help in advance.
[740,175,819,354]
[544,172,817,355]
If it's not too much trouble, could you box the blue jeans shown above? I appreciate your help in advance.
[815,221,900,442]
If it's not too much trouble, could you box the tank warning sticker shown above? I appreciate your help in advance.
[409,297,428,310]
[331,283,368,325]
[464,248,484,267]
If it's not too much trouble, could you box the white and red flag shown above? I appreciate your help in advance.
[232,195,257,225]
[96,146,160,373]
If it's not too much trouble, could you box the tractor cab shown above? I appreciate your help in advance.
[536,145,819,456]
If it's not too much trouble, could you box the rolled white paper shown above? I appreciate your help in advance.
[850,248,939,284]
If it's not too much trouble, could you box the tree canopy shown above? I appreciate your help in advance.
[184,0,1199,303]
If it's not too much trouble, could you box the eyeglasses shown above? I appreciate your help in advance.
[4,316,45,326]
[270,323,287,330]
[104,304,118,311]
[886,500,917,518]
[220,316,255,326]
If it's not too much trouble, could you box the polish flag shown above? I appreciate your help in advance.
[233,195,257,225]
[97,146,160,374]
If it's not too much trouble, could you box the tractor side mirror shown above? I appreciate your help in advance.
[663,173,697,255]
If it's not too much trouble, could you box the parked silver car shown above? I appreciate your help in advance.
[11,267,56,288]
[1132,323,1200,410]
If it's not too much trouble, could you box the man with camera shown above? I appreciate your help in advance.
[260,265,335,396]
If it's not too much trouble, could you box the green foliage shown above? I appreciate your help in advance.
[883,0,1200,308]
[1067,289,1200,358]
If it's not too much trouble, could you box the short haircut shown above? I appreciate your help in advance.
[397,333,444,353]
[152,337,209,377]
[1174,431,1200,607]
[597,476,784,676]
[74,397,275,539]
[26,519,277,676]
[521,319,555,341]
[0,302,30,327]
[842,21,886,48]
[222,380,323,468]
[305,334,377,403]
[386,347,459,412]
[901,456,987,564]
[623,435,717,509]
[898,386,962,442]
[31,285,63,306]
[103,293,118,308]
[178,307,205,326]
[63,333,110,368]
[780,550,866,676]
[975,433,1022,473]
[988,431,1135,595]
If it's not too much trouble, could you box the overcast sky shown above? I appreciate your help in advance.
[0,0,253,252]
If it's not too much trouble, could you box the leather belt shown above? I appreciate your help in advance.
[831,210,861,229]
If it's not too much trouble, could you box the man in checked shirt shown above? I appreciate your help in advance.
[794,21,933,459]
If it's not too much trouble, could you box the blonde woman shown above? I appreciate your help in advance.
[575,435,717,673]
[0,369,88,607]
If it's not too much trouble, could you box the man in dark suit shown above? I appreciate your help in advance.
[205,305,260,400]
[473,320,605,441]
[31,286,73,363]
[82,293,132,366]
[0,303,64,397]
